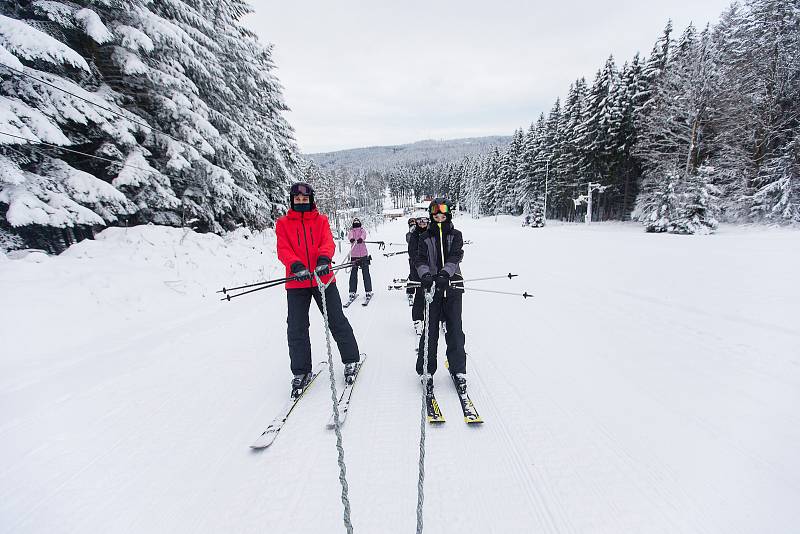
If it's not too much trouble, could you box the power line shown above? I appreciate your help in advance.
[0,63,191,151]
[0,131,180,180]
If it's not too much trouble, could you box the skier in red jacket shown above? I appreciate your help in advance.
[276,182,361,397]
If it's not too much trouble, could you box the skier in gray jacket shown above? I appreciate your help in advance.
[415,198,467,394]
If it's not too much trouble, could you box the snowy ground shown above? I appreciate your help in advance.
[2,217,799,534]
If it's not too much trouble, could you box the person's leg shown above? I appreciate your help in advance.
[361,261,373,293]
[412,286,425,321]
[348,262,359,294]
[312,282,360,364]
[416,291,442,375]
[443,291,467,375]
[286,288,313,375]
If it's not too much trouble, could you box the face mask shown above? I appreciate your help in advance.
[353,221,362,228]
[293,202,312,212]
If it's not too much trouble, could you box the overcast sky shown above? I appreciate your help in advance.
[244,1,733,154]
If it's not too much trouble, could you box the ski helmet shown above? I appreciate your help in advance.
[289,182,315,212]
[428,197,453,222]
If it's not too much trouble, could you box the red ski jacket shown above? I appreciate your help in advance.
[276,207,336,289]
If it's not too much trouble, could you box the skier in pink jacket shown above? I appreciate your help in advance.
[347,218,372,299]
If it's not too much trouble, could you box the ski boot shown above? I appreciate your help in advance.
[420,375,434,396]
[453,373,467,395]
[413,320,423,337]
[344,362,358,385]
[290,372,312,398]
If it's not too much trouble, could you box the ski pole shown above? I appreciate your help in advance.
[221,258,371,301]
[383,250,408,257]
[364,240,386,250]
[450,273,518,284]
[218,274,298,294]
[456,286,533,299]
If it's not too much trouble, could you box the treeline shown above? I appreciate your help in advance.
[385,0,800,233]
[0,0,298,253]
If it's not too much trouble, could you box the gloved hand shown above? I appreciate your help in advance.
[291,261,311,281]
[435,270,450,289]
[420,272,435,289]
[349,238,355,244]
[356,238,364,244]
[315,256,331,276]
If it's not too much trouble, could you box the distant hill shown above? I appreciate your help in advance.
[307,136,511,170]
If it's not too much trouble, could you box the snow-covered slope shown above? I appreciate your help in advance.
[2,219,799,533]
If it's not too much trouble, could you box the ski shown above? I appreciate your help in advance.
[343,293,359,308]
[425,391,446,423]
[393,278,408,283]
[251,362,328,449]
[445,360,483,424]
[327,355,367,428]
[361,293,374,306]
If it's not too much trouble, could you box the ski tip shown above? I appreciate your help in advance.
[465,417,484,424]
[427,417,446,424]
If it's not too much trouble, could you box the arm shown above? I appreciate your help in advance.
[415,236,432,278]
[276,218,303,268]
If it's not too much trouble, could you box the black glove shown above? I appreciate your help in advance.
[356,238,364,244]
[420,272,435,289]
[315,256,331,276]
[435,270,450,289]
[349,238,355,244]
[291,261,312,281]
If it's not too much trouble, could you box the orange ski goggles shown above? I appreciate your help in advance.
[429,203,449,215]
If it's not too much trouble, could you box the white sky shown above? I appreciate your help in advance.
[244,1,733,153]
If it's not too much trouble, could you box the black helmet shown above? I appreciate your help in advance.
[289,182,315,212]
[428,197,453,222]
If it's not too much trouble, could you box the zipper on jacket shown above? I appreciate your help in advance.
[310,227,314,245]
[300,213,313,288]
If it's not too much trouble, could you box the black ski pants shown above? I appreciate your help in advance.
[412,286,425,321]
[348,257,372,293]
[416,289,466,376]
[286,282,360,375]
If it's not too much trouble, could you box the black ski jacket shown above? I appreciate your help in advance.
[415,221,464,283]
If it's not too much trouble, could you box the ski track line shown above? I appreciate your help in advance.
[7,383,180,533]
[576,279,800,492]
[528,272,796,531]
[465,346,578,534]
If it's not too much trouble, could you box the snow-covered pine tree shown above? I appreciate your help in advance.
[0,7,142,251]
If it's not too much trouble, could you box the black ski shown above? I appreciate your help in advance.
[361,293,373,306]
[343,293,358,308]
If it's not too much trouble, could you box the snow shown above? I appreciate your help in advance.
[0,95,71,146]
[1,217,799,533]
[0,43,24,70]
[0,14,90,71]
[114,25,155,54]
[74,8,113,44]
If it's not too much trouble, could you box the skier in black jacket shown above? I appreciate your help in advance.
[415,198,467,394]
[407,213,428,333]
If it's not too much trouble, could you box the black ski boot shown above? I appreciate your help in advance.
[420,375,434,396]
[453,373,467,395]
[344,362,358,385]
[291,372,312,398]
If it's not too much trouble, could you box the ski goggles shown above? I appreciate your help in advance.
[290,183,314,196]
[416,217,429,224]
[429,203,449,215]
